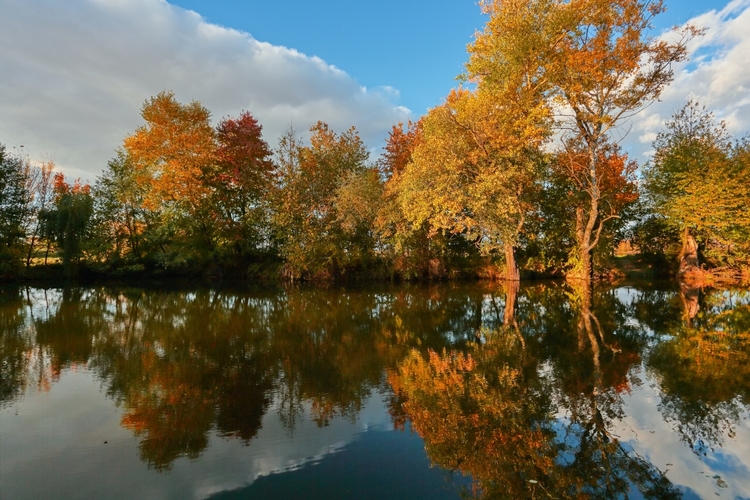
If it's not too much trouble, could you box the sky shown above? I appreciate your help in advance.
[1,0,749,181]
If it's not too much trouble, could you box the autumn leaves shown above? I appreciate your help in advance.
[5,0,745,281]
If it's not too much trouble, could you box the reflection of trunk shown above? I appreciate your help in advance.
[678,228,699,275]
[504,243,520,282]
[575,281,619,388]
[578,282,602,393]
[503,280,525,348]
[489,282,524,348]
[503,279,519,325]
[679,282,700,326]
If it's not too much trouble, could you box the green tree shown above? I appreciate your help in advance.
[643,100,750,274]
[40,174,94,276]
[0,144,28,276]
[89,150,155,269]
[273,123,378,280]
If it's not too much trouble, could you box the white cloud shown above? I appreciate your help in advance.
[0,0,409,180]
[625,0,750,163]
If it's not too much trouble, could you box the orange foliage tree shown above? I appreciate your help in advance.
[466,0,697,280]
[551,0,697,279]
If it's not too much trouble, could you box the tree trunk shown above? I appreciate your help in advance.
[25,232,37,268]
[571,204,597,281]
[678,228,699,276]
[504,243,520,282]
[580,246,593,282]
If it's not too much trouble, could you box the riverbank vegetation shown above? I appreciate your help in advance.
[2,0,748,285]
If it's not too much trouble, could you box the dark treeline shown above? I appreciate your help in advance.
[2,0,749,283]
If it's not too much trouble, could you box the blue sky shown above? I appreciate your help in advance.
[168,0,485,115]
[1,0,748,179]
[168,0,719,116]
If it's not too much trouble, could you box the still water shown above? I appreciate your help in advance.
[1,282,749,499]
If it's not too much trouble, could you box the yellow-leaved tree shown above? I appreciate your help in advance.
[463,0,698,281]
[397,87,546,281]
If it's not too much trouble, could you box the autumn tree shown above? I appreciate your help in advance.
[376,120,481,280]
[466,0,696,280]
[550,140,639,274]
[109,95,278,272]
[208,111,275,258]
[397,89,546,282]
[643,100,750,275]
[551,0,696,279]
[123,91,217,266]
[394,0,564,282]
[273,123,380,280]
[125,91,215,208]
[377,120,421,179]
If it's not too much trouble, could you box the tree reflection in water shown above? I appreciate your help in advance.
[395,281,682,499]
[0,282,748,493]
[648,286,750,456]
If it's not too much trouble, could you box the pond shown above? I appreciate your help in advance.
[1,282,749,499]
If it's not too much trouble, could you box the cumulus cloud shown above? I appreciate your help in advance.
[0,0,410,180]
[624,0,750,162]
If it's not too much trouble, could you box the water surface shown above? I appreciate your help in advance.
[1,282,749,499]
